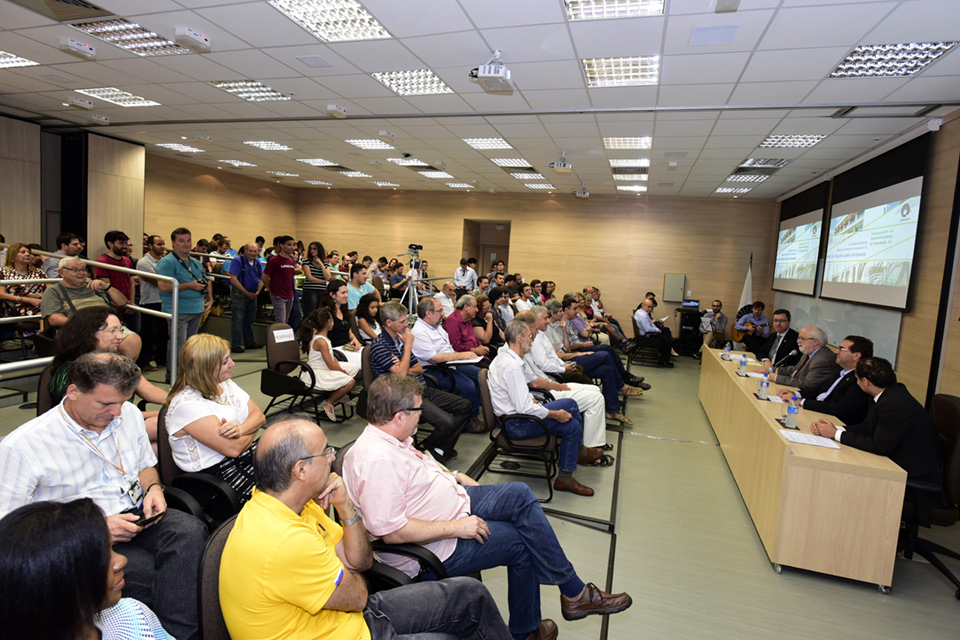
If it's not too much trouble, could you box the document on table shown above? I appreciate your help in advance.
[745,372,766,379]
[780,429,841,449]
[765,395,784,403]
[448,354,484,364]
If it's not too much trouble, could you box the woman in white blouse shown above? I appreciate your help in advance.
[164,334,265,501]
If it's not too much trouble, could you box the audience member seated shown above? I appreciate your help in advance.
[354,292,382,342]
[42,232,83,278]
[633,297,675,367]
[41,256,140,360]
[436,280,458,316]
[299,308,360,422]
[388,263,409,299]
[758,325,837,395]
[321,280,364,366]
[515,282,534,312]
[453,258,478,294]
[733,300,770,356]
[347,263,380,311]
[486,259,506,283]
[0,499,174,640]
[695,299,728,359]
[220,418,512,640]
[442,294,492,361]
[581,287,629,346]
[530,279,543,303]
[756,308,802,368]
[369,302,471,462]
[778,335,873,425]
[0,352,207,639]
[541,280,557,301]
[473,293,505,349]
[488,286,511,336]
[476,275,490,296]
[0,242,46,327]
[344,375,631,640]
[165,334,265,502]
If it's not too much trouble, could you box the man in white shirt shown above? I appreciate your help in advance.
[436,281,458,317]
[453,258,478,294]
[0,352,207,640]
[634,298,674,367]
[515,283,534,312]
[410,297,484,433]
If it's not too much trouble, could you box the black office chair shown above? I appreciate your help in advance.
[899,393,960,599]
[477,369,558,502]
[198,514,236,640]
[626,315,662,369]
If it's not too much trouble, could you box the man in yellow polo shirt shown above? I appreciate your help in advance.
[220,418,512,640]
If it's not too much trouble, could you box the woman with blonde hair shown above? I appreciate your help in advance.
[164,334,264,502]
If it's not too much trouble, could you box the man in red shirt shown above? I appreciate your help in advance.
[94,230,137,331]
[442,294,491,365]
[261,235,300,324]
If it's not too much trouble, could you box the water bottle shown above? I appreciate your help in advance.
[784,396,799,429]
[723,342,732,360]
[758,377,769,400]
[738,355,747,376]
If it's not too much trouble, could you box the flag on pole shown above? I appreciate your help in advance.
[739,253,754,311]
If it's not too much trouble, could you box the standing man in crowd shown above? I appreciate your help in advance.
[261,235,299,324]
[42,232,83,278]
[95,230,138,333]
[227,242,264,353]
[135,235,168,372]
[695,299,728,359]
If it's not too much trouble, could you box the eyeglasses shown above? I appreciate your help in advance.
[402,406,424,414]
[98,327,123,335]
[798,336,816,341]
[299,446,336,462]
[837,346,851,352]
[61,267,87,273]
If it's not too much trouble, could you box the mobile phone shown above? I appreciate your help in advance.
[342,344,357,352]
[135,511,165,527]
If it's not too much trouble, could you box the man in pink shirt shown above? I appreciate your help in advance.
[442,294,490,363]
[343,374,632,640]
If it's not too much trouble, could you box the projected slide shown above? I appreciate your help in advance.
[773,209,822,295]
[821,176,922,309]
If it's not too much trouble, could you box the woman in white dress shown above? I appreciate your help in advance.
[355,292,381,342]
[299,307,359,421]
[164,334,264,502]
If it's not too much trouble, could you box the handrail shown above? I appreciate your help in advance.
[0,356,53,381]
[0,278,62,286]
[0,315,41,325]
[187,251,232,280]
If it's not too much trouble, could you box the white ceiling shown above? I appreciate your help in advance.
[0,0,958,199]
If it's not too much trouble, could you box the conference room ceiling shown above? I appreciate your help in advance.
[0,0,958,200]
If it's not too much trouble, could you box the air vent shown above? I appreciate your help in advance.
[611,167,649,175]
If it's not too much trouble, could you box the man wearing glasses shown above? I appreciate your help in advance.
[759,325,839,395]
[221,417,512,640]
[778,335,873,424]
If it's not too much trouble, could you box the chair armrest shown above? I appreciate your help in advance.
[424,365,456,386]
[497,413,553,449]
[546,372,565,384]
[172,473,243,523]
[364,561,414,592]
[275,359,316,388]
[163,486,207,528]
[907,478,943,493]
[371,541,449,579]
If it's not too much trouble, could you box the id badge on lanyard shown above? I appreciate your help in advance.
[126,475,144,506]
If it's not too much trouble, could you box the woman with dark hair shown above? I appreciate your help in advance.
[0,242,46,324]
[472,293,505,348]
[321,279,363,365]
[354,292,381,342]
[487,287,510,343]
[0,498,173,640]
[49,307,167,451]
[300,241,332,320]
[298,307,359,420]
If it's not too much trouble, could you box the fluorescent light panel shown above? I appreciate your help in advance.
[155,143,204,152]
[564,0,664,20]
[446,183,474,188]
[759,135,825,148]
[525,184,556,190]
[612,174,649,181]
[609,158,650,167]
[75,88,159,107]
[370,181,399,187]
[218,160,257,167]
[726,174,767,183]
[582,56,660,87]
[244,141,292,151]
[387,157,429,166]
[464,138,512,150]
[371,69,452,96]
[268,0,391,43]
[617,185,648,192]
[831,42,958,78]
[490,158,530,167]
[70,18,191,56]
[419,171,454,179]
[511,173,545,180]
[297,158,337,166]
[341,171,372,178]
[345,139,395,150]
[208,80,291,102]
[304,180,332,185]
[604,137,652,149]
[267,171,299,177]
[740,158,789,168]
[716,187,752,194]
[0,51,39,68]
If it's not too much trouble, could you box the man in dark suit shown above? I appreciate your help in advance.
[779,335,872,424]
[811,357,943,485]
[760,325,838,395]
[757,309,801,368]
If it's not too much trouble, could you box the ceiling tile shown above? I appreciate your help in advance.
[803,77,909,104]
[660,52,751,85]
[569,16,665,58]
[361,0,474,38]
[195,3,319,48]
[459,0,566,29]
[478,24,576,64]
[758,3,897,50]
[662,10,776,55]
[326,40,427,73]
[740,47,852,82]
[727,81,817,105]
[658,83,734,107]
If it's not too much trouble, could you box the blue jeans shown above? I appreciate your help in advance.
[572,351,624,412]
[364,576,511,639]
[428,364,481,416]
[505,398,581,472]
[230,288,257,348]
[431,483,578,637]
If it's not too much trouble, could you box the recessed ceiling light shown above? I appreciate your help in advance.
[268,0,392,43]
[417,171,454,179]
[304,180,332,185]
[726,174,768,183]
[490,158,530,167]
[218,160,257,167]
[564,0,664,20]
[341,171,372,178]
[446,183,474,188]
[831,42,958,78]
[609,158,651,167]
[582,56,660,87]
[345,139,395,150]
[464,138,512,150]
[70,18,191,56]
[511,173,545,180]
[244,141,293,151]
[716,187,752,194]
[739,158,789,168]
[297,158,337,166]
[0,51,39,69]
[759,135,824,148]
[155,143,204,152]
[208,80,291,102]
[604,137,652,149]
[371,69,453,96]
[525,184,557,190]
[617,185,648,192]
[370,181,400,187]
[75,88,160,107]
[387,157,429,166]
[612,174,649,181]
[267,171,299,177]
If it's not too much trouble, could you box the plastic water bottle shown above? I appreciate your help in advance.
[738,355,747,376]
[758,377,769,400]
[723,342,732,360]
[784,396,799,429]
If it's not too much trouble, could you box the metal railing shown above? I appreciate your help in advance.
[0,356,53,381]
[188,251,232,280]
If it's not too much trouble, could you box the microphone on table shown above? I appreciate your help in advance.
[773,350,799,370]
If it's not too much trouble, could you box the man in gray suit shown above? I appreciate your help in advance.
[761,325,838,395]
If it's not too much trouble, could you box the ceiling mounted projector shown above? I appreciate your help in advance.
[574,183,589,199]
[59,37,96,60]
[550,151,572,174]
[468,49,514,92]
[175,27,211,53]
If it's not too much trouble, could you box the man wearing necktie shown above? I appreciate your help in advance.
[758,309,801,368]
[778,335,873,424]
[759,325,838,395]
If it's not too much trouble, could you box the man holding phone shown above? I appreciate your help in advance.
[0,352,207,640]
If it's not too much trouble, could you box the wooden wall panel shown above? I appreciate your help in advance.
[87,135,145,257]
[144,155,297,247]
[0,116,41,244]
[940,247,960,397]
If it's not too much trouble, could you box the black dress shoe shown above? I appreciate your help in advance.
[246,342,263,349]
[232,346,245,353]
[661,361,675,368]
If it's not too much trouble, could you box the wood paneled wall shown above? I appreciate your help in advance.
[932,113,960,398]
[0,115,41,244]
[144,155,297,247]
[87,134,145,257]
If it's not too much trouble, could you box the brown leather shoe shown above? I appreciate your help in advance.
[553,477,594,496]
[523,618,558,640]
[466,417,486,433]
[577,447,603,464]
[560,582,633,621]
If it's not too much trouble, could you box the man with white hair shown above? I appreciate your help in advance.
[759,325,838,395]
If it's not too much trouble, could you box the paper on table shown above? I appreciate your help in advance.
[745,372,766,379]
[448,354,484,365]
[780,429,841,449]
[766,395,784,403]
